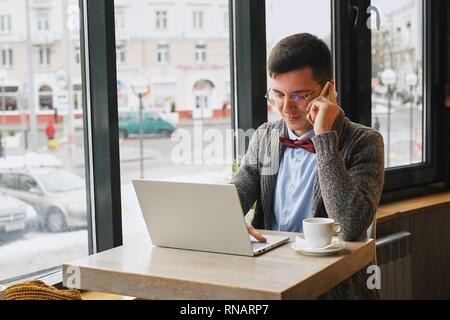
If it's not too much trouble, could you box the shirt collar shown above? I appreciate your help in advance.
[287,128,315,141]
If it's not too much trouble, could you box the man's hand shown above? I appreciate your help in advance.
[306,83,341,135]
[247,224,267,243]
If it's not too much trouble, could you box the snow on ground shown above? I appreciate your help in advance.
[0,230,88,281]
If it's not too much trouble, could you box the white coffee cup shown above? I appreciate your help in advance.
[302,218,341,249]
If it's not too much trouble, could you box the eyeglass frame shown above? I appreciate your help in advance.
[265,80,327,108]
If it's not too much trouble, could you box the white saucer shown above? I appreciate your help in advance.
[291,237,346,256]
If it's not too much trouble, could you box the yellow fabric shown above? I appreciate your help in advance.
[4,280,81,300]
[47,139,60,150]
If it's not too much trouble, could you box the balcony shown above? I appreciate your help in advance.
[30,0,52,9]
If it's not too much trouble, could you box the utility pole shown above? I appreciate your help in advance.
[25,0,38,151]
[62,0,75,165]
[0,68,7,158]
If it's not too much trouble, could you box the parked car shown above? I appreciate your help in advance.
[118,110,176,139]
[0,192,36,236]
[0,168,87,233]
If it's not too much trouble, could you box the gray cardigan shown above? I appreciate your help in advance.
[231,110,385,299]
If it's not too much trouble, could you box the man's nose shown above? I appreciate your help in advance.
[281,97,295,113]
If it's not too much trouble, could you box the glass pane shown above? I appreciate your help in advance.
[115,0,232,245]
[0,0,88,282]
[371,0,424,168]
[265,0,332,122]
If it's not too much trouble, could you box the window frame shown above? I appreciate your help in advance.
[38,46,51,66]
[80,0,123,254]
[116,44,125,65]
[195,42,207,64]
[156,10,168,30]
[334,0,447,195]
[193,10,204,30]
[0,15,12,33]
[1,48,13,67]
[235,0,449,196]
[392,0,445,191]
[3,0,448,287]
[231,0,267,157]
[156,43,169,64]
[36,13,50,32]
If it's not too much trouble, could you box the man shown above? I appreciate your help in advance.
[232,33,384,299]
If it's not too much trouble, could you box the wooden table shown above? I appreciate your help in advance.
[62,231,375,300]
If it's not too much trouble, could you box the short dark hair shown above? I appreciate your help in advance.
[268,33,332,82]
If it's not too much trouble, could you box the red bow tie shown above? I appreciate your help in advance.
[279,137,316,153]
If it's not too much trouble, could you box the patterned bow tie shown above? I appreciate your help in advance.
[279,137,316,153]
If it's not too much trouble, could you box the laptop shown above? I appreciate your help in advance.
[132,180,290,256]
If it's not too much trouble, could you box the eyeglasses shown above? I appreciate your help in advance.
[265,81,326,108]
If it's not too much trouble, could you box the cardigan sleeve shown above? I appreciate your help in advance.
[312,130,385,241]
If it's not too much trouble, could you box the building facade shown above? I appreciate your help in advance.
[371,0,423,92]
[0,0,230,123]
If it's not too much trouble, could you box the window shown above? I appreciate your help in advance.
[195,42,206,63]
[0,15,12,32]
[116,45,125,64]
[73,84,82,110]
[371,0,424,169]
[75,47,80,64]
[0,173,19,190]
[115,0,231,245]
[0,0,87,284]
[38,85,53,110]
[115,11,125,30]
[37,14,50,31]
[265,0,332,122]
[156,11,167,30]
[18,175,40,192]
[0,86,18,111]
[157,43,169,64]
[39,46,51,65]
[193,11,204,30]
[1,48,13,67]
[331,0,445,193]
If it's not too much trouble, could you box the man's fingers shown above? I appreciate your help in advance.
[306,102,320,124]
[306,100,315,113]
[328,83,337,103]
[247,225,267,243]
[306,96,326,113]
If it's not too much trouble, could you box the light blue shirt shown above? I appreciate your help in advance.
[271,129,318,233]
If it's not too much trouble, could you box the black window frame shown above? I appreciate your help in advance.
[3,0,449,287]
[230,0,267,158]
[80,0,123,254]
[333,0,448,195]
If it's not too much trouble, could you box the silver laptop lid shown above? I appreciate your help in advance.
[132,180,255,256]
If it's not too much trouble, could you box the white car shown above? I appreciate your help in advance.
[0,168,87,233]
[0,193,36,235]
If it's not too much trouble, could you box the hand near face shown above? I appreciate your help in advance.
[306,83,341,135]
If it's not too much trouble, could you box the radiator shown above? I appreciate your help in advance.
[376,231,412,300]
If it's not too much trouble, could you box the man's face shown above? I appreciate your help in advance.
[270,67,322,135]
